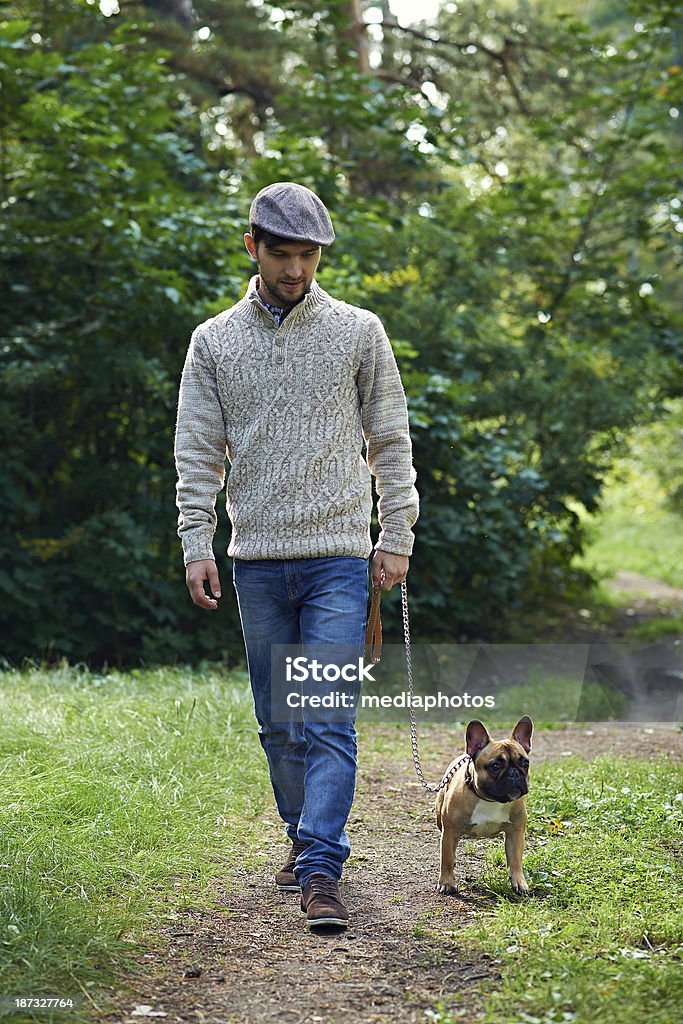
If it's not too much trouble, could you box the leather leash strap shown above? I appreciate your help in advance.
[365,585,383,664]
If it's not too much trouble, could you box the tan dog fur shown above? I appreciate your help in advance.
[435,716,533,896]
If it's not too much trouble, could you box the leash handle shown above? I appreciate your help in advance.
[401,580,470,794]
[365,584,383,664]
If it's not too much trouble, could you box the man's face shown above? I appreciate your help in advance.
[244,233,321,308]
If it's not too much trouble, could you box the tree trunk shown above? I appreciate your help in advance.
[379,0,396,71]
[347,0,370,74]
[141,0,192,28]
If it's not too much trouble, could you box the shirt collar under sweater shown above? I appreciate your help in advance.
[246,275,328,327]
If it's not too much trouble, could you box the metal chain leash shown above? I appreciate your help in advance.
[400,580,470,794]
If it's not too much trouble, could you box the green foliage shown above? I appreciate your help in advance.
[314,0,683,639]
[0,2,248,664]
[629,398,683,514]
[574,407,683,589]
[1,0,682,661]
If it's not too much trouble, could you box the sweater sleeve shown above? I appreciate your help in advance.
[174,324,228,565]
[356,313,419,556]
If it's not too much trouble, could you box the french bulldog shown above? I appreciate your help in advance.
[435,716,533,896]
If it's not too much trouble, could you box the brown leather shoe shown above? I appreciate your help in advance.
[274,838,309,891]
[300,873,349,929]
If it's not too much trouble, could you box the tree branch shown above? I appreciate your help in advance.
[383,17,534,116]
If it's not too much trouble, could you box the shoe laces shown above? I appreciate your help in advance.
[281,838,307,872]
[307,873,340,898]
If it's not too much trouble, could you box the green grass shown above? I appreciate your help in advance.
[1,669,681,1024]
[428,755,683,1024]
[491,670,629,724]
[357,723,682,1024]
[573,453,683,590]
[0,664,270,1020]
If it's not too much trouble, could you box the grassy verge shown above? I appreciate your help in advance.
[358,722,682,1023]
[426,754,683,1024]
[572,444,683,590]
[0,664,269,1021]
[1,670,680,1024]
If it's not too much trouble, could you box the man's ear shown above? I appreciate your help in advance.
[244,232,258,260]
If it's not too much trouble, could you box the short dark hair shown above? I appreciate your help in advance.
[250,225,321,250]
[250,225,289,249]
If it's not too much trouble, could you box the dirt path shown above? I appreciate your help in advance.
[102,723,681,1024]
[605,571,683,603]
[528,569,682,644]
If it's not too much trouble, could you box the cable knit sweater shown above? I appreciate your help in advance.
[174,276,419,564]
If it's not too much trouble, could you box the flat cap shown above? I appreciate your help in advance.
[249,181,335,246]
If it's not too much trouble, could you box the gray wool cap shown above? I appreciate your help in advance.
[249,182,335,246]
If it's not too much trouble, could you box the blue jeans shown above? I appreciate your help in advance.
[232,556,368,888]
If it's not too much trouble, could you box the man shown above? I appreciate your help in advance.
[174,181,418,930]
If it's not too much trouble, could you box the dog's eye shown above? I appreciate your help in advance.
[520,758,529,770]
[489,762,502,773]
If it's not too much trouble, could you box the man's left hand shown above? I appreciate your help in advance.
[371,550,409,591]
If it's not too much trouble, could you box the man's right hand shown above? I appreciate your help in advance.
[185,559,222,610]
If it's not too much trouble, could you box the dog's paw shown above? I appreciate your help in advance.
[510,876,530,896]
[437,882,459,896]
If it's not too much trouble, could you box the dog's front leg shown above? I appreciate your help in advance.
[437,825,460,895]
[505,826,529,895]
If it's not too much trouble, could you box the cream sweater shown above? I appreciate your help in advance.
[174,277,418,564]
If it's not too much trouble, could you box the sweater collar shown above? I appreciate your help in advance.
[246,275,329,325]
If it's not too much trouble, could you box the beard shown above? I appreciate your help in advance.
[257,270,310,308]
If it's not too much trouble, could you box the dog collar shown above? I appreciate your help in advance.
[464,759,479,795]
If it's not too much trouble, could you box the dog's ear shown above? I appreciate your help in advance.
[511,715,533,753]
[466,720,491,760]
